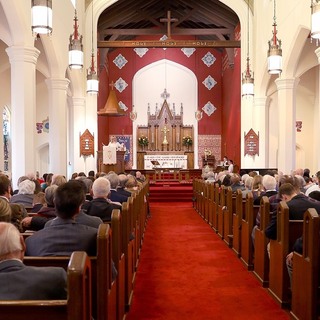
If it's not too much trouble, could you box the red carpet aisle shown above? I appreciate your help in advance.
[127,202,289,320]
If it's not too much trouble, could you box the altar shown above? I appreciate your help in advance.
[136,98,194,170]
[144,154,187,170]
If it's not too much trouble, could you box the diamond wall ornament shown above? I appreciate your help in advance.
[113,54,128,69]
[202,102,217,116]
[202,52,216,67]
[115,78,128,93]
[202,75,217,90]
[181,48,196,57]
[118,101,128,111]
[134,48,149,57]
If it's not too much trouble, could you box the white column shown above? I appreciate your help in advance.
[313,48,320,171]
[45,78,70,176]
[275,78,300,174]
[5,46,40,188]
[253,97,269,167]
[69,97,86,177]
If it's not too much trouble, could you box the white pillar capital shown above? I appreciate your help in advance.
[254,97,269,107]
[275,78,300,91]
[72,97,86,107]
[5,46,40,65]
[45,78,70,91]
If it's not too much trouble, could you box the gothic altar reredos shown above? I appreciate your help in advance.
[137,99,193,152]
[136,99,194,170]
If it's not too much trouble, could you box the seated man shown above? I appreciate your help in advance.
[107,173,128,204]
[25,180,98,256]
[0,222,67,300]
[265,182,320,283]
[82,177,122,222]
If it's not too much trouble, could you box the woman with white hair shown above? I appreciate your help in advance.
[10,179,36,209]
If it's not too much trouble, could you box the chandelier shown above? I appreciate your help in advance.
[242,2,254,97]
[311,0,320,43]
[31,0,52,35]
[86,1,99,94]
[267,0,282,75]
[68,10,83,69]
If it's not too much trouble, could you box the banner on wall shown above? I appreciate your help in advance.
[115,135,131,162]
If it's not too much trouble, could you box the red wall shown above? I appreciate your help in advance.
[221,24,241,168]
[98,32,240,164]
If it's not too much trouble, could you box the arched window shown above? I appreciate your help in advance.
[3,107,10,174]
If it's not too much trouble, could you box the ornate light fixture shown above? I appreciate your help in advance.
[97,82,125,117]
[130,105,137,121]
[242,2,254,97]
[86,1,98,94]
[31,0,52,35]
[69,10,83,69]
[195,110,203,121]
[267,0,282,74]
[311,0,320,43]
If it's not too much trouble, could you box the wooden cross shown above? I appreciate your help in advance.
[160,11,178,39]
[109,81,115,90]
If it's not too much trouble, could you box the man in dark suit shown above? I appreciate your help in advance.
[82,177,121,222]
[117,174,131,198]
[107,173,128,204]
[253,174,278,205]
[25,180,98,256]
[0,222,67,300]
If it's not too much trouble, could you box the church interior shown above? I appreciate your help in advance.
[0,0,319,183]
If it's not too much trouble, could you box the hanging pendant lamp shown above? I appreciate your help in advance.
[69,10,83,69]
[267,0,282,75]
[31,0,52,35]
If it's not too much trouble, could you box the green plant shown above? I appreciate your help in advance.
[138,135,149,146]
[182,135,192,146]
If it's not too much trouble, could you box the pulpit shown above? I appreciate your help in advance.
[97,150,125,173]
[202,155,216,169]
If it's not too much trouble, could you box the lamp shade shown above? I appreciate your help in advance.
[98,87,125,116]
[31,0,52,35]
[86,74,99,94]
[242,77,254,97]
[311,2,320,39]
[69,11,83,69]
[267,47,282,74]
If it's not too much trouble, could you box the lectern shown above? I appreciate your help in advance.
[97,150,125,173]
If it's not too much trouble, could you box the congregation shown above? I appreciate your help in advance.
[201,166,320,287]
[0,170,146,300]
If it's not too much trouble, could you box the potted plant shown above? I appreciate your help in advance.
[138,135,149,151]
[182,135,192,151]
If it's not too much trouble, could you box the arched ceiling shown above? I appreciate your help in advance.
[97,0,240,43]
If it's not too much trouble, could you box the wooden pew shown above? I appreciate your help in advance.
[212,183,220,232]
[223,187,233,247]
[24,224,116,320]
[122,200,134,310]
[208,183,215,227]
[204,182,210,222]
[111,209,125,320]
[268,202,303,307]
[290,209,320,320]
[253,196,271,287]
[0,251,92,320]
[240,192,259,270]
[217,186,226,239]
[232,189,244,257]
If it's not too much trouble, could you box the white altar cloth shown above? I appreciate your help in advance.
[144,154,187,170]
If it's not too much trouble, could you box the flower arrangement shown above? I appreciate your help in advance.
[138,135,149,146]
[182,135,193,146]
